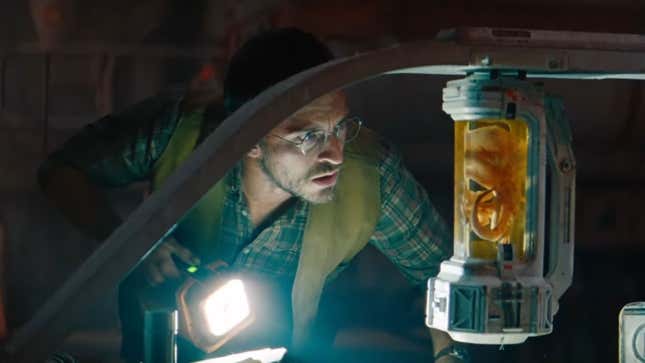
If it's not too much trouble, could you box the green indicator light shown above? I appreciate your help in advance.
[187,266,198,274]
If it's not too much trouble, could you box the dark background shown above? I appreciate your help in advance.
[1,0,645,362]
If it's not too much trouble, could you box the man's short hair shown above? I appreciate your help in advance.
[223,28,334,114]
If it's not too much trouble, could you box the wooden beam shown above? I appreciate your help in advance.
[7,42,226,59]
[272,0,645,42]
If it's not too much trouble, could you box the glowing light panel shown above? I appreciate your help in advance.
[202,279,250,336]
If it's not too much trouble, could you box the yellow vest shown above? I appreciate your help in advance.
[152,109,383,342]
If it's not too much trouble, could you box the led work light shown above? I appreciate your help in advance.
[175,263,255,353]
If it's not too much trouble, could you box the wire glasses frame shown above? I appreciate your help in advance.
[271,116,363,155]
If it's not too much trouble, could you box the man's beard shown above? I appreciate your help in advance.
[259,148,340,204]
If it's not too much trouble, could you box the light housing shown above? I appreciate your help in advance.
[177,274,255,353]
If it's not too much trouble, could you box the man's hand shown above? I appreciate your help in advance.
[433,344,471,363]
[430,329,471,363]
[142,238,200,285]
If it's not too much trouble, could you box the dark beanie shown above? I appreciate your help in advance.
[223,28,333,114]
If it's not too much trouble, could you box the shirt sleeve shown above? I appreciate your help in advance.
[38,94,184,188]
[369,142,453,286]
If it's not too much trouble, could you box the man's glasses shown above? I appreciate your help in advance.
[271,117,362,155]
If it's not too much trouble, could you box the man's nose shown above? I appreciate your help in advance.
[317,134,344,165]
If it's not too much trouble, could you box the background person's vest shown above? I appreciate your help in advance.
[151,108,383,344]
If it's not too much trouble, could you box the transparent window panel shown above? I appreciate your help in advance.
[454,119,530,262]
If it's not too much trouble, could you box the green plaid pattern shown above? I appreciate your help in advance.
[42,95,452,286]
[218,142,452,286]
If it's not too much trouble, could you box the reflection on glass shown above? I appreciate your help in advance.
[454,119,529,261]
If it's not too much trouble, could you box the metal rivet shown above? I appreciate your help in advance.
[559,159,573,173]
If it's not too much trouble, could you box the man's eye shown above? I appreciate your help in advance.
[334,121,347,135]
[300,131,322,144]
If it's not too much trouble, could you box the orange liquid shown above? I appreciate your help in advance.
[454,119,529,261]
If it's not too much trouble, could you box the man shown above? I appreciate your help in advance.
[38,28,466,362]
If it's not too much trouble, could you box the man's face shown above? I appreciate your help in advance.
[258,91,348,204]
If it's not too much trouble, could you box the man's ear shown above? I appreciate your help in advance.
[247,144,262,159]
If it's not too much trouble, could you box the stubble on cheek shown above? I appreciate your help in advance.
[259,144,307,194]
[261,152,340,203]
[258,138,344,203]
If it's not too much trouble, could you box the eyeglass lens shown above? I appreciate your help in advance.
[300,118,361,154]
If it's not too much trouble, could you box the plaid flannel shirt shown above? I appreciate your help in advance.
[41,94,452,286]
